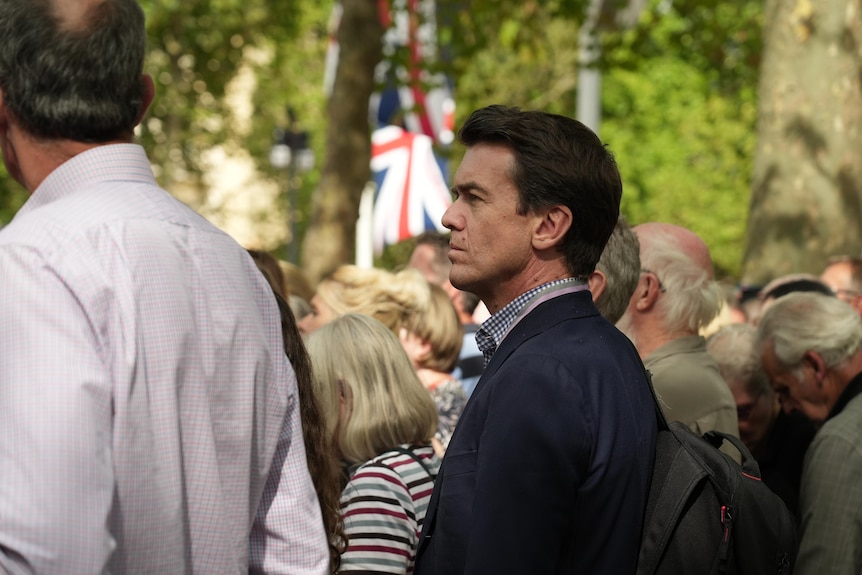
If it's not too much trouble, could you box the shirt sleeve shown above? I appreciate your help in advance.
[0,246,116,574]
[249,390,330,575]
[339,463,417,574]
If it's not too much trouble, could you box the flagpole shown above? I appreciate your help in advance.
[355,181,376,268]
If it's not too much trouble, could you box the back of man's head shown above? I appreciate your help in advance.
[756,292,862,374]
[594,215,640,324]
[0,0,146,142]
[458,105,621,279]
[707,323,772,398]
[637,223,723,335]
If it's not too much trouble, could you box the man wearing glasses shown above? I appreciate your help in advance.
[616,222,739,444]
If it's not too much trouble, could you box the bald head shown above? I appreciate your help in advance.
[0,0,147,147]
[635,222,715,280]
[52,0,104,32]
[618,222,722,345]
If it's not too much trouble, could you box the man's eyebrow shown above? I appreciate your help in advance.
[452,181,487,195]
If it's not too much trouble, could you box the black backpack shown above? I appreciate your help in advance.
[637,377,798,575]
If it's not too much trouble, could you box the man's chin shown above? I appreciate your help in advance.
[448,270,474,294]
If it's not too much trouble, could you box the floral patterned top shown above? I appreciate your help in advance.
[430,378,468,451]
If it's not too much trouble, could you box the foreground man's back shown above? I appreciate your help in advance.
[0,149,329,574]
[0,0,328,571]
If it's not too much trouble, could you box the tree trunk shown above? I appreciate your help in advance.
[301,0,383,285]
[742,0,862,285]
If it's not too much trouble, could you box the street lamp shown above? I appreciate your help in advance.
[269,107,314,263]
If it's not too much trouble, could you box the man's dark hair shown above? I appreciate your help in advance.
[0,0,147,142]
[458,105,622,279]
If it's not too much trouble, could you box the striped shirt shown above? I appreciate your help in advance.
[0,144,328,574]
[340,445,440,574]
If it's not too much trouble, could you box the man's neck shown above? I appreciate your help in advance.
[482,261,573,315]
[829,350,862,407]
[635,323,696,360]
[9,122,125,193]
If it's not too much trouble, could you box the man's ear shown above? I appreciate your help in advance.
[588,269,607,302]
[135,74,155,127]
[633,271,662,312]
[0,86,8,132]
[532,205,572,251]
[803,351,827,385]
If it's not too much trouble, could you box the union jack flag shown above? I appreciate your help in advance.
[370,125,451,254]
[325,0,455,146]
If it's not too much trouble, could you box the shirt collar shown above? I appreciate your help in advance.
[17,144,155,219]
[827,370,862,421]
[476,278,588,366]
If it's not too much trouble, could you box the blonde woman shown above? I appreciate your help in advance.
[298,265,430,335]
[400,282,468,455]
[305,314,440,575]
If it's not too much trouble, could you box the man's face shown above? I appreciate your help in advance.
[442,143,536,305]
[298,293,337,336]
[760,342,832,426]
[727,380,777,454]
[408,244,439,284]
[821,262,856,303]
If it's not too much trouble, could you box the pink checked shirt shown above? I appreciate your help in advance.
[0,145,329,574]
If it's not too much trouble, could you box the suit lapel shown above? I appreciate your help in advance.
[471,290,599,398]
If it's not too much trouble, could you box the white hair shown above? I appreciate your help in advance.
[706,323,771,396]
[642,229,723,333]
[756,292,862,374]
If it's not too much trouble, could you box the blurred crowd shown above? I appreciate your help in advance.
[2,2,861,574]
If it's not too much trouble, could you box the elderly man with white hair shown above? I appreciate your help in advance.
[756,292,862,575]
[616,222,738,439]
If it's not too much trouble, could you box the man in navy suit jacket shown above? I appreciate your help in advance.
[413,105,657,574]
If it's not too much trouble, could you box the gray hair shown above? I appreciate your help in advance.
[594,215,640,324]
[706,323,771,396]
[642,228,723,333]
[0,0,147,142]
[756,292,862,374]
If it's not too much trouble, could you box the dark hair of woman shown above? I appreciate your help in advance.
[274,292,347,573]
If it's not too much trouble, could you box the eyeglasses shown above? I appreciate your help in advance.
[640,268,666,293]
[833,288,862,300]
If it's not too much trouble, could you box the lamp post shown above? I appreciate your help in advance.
[269,108,314,264]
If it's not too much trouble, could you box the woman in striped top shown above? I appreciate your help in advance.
[306,314,440,574]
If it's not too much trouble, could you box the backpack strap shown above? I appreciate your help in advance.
[703,430,762,477]
[645,369,670,431]
[389,445,435,479]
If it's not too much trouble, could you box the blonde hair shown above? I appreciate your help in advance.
[314,265,430,334]
[403,283,463,372]
[305,313,438,464]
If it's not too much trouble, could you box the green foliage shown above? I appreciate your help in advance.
[0,168,27,225]
[436,0,761,278]
[601,0,762,278]
[602,63,757,278]
[137,0,323,202]
[0,0,763,281]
